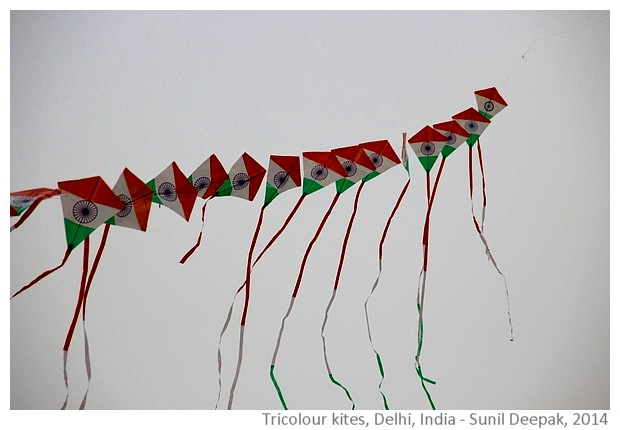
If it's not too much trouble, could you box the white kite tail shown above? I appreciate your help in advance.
[214,289,239,409]
[60,350,69,410]
[78,321,92,410]
[478,231,514,341]
[363,260,389,410]
[469,142,514,341]
[320,289,355,409]
[363,176,411,409]
[226,325,245,409]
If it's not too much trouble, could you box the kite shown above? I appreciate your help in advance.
[10,187,61,231]
[270,144,377,410]
[319,141,399,409]
[147,161,198,222]
[363,133,411,410]
[179,154,229,263]
[215,150,344,409]
[408,126,449,409]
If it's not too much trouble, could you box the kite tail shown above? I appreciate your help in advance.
[179,199,210,264]
[11,248,72,299]
[415,158,445,410]
[78,321,92,410]
[478,232,515,341]
[333,183,364,292]
[477,139,488,231]
[363,177,411,409]
[214,289,239,409]
[77,223,110,410]
[226,325,245,410]
[292,193,340,297]
[469,144,514,341]
[60,237,90,409]
[227,206,266,409]
[253,194,306,265]
[60,350,69,410]
[216,197,305,409]
[321,290,355,410]
[319,184,364,408]
[270,194,339,409]
[415,270,436,410]
[270,297,296,409]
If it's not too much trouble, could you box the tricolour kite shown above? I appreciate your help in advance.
[10,187,61,231]
[179,154,228,263]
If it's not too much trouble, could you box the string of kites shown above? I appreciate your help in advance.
[10,87,513,411]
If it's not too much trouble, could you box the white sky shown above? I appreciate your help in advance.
[6,3,613,423]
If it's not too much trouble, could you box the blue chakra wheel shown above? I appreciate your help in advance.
[194,176,211,191]
[158,182,177,202]
[311,164,328,181]
[484,100,495,112]
[465,120,479,133]
[233,172,250,190]
[273,170,289,189]
[342,161,357,177]
[421,142,436,156]
[116,194,133,217]
[370,153,384,168]
[12,196,33,206]
[445,132,456,145]
[73,200,98,224]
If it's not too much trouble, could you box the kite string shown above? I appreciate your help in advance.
[502,16,606,86]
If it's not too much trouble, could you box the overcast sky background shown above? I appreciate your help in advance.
[8,8,610,413]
